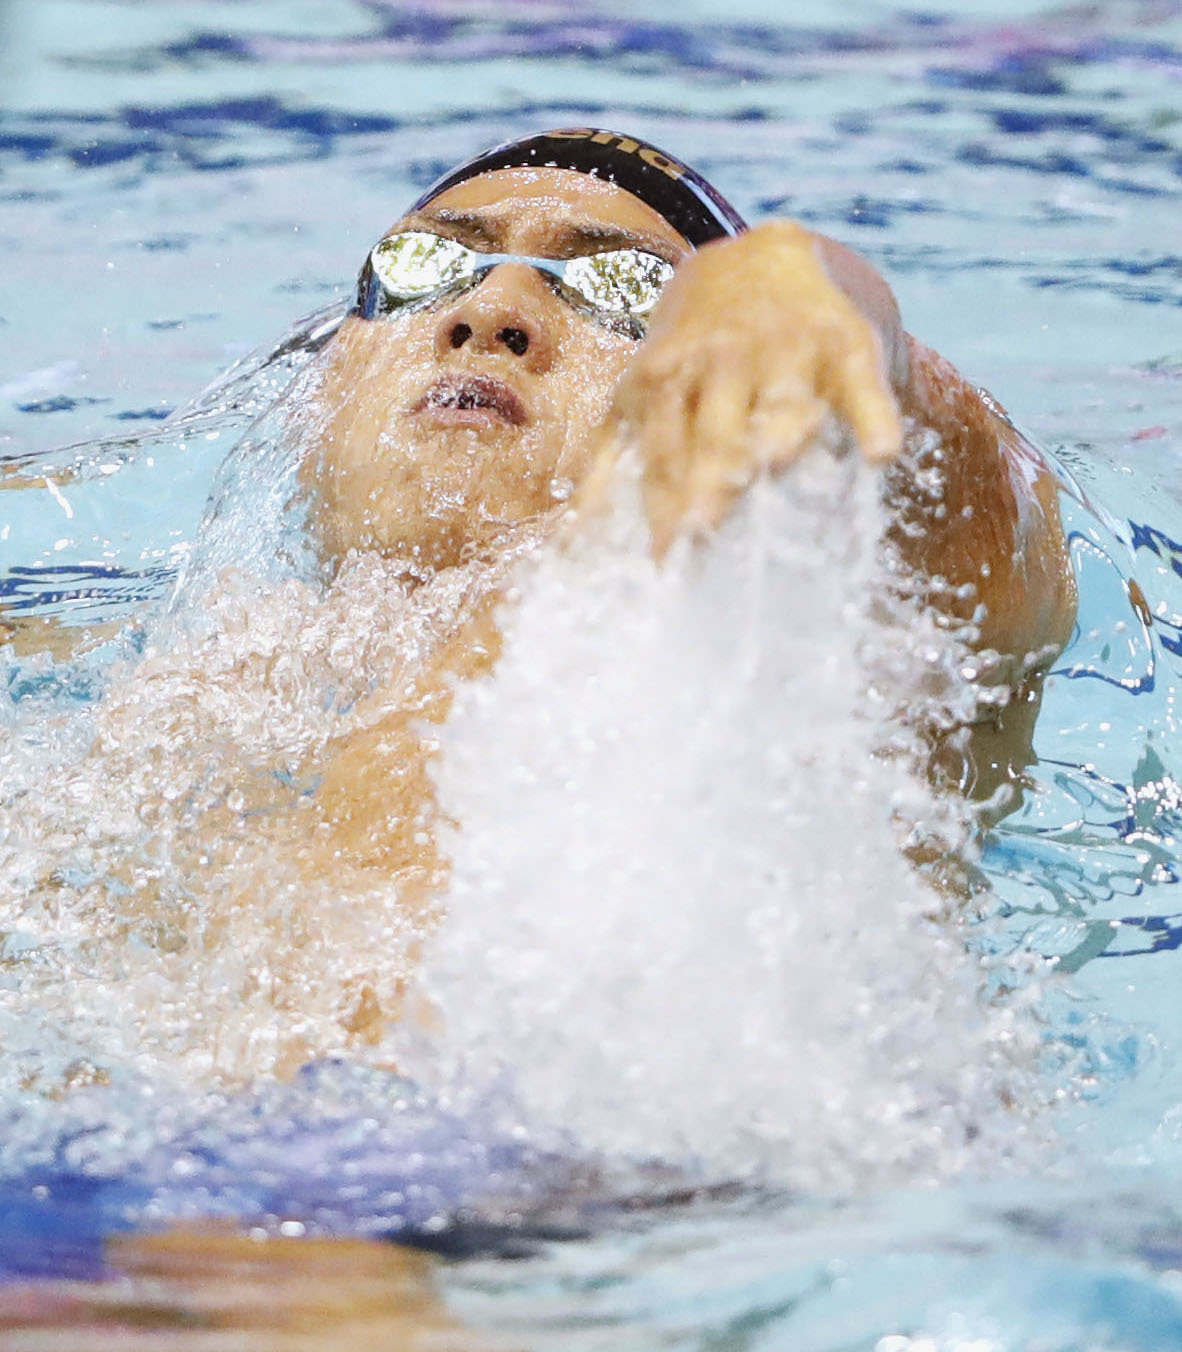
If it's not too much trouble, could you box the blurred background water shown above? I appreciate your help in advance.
[3,1,1182,1348]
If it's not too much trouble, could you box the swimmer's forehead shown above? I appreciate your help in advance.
[387,166,693,264]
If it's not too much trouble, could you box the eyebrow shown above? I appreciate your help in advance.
[553,222,679,261]
[397,208,682,264]
[411,208,499,248]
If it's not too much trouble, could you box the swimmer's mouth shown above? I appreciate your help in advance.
[414,375,528,426]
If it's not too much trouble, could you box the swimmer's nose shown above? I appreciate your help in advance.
[434,264,554,372]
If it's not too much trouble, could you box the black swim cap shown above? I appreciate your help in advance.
[412,129,746,248]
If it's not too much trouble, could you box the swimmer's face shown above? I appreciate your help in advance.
[307,166,692,570]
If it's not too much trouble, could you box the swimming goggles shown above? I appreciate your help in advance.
[356,229,675,336]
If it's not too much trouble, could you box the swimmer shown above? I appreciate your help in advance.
[0,129,1080,1066]
[290,128,1076,903]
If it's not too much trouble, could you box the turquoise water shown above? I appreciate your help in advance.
[3,0,1182,1347]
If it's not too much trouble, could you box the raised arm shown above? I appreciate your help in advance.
[581,220,1079,802]
[808,228,1076,669]
[890,336,1076,671]
[594,219,1077,676]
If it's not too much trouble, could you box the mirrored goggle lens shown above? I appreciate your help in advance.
[369,231,475,298]
[560,249,674,317]
[365,232,675,320]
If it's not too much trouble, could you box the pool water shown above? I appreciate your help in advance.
[3,0,1182,1347]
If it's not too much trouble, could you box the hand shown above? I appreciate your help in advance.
[585,221,905,557]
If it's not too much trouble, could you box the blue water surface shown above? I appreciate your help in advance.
[4,1,1182,1347]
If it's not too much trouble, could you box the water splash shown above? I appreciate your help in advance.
[404,446,1047,1191]
[0,358,1054,1206]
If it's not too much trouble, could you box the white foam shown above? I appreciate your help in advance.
[0,425,1048,1191]
[0,553,467,1092]
[405,447,1044,1190]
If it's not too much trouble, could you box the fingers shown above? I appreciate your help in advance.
[620,343,893,559]
[692,351,751,462]
[830,329,904,465]
[749,368,829,472]
[643,358,710,557]
[646,348,768,555]
[590,229,907,560]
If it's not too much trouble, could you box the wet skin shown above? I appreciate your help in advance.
[0,1227,494,1352]
[75,164,1082,1051]
[281,164,1082,935]
[1,163,1085,1336]
[307,168,695,574]
[308,167,1073,673]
